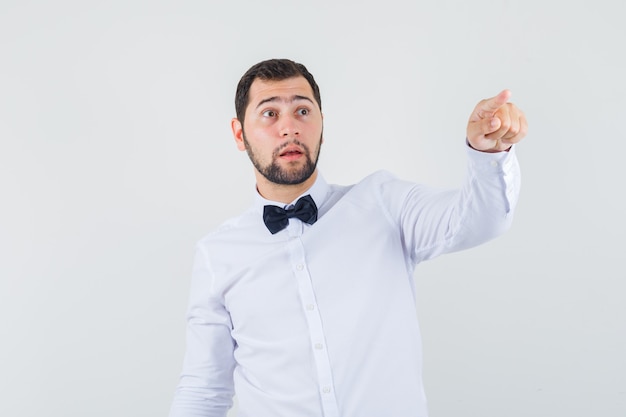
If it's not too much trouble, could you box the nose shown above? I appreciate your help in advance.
[278,115,299,137]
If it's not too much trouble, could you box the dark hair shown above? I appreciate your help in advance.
[235,59,322,124]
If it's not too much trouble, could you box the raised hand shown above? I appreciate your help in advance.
[466,89,527,152]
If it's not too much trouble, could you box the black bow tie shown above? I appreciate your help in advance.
[263,195,318,234]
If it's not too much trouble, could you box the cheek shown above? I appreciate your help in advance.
[247,138,275,160]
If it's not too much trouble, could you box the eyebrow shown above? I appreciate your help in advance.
[255,95,314,109]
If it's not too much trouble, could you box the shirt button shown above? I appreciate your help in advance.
[322,386,331,394]
[314,343,323,350]
[490,160,499,167]
[296,264,304,271]
[306,304,315,311]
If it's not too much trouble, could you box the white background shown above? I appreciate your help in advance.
[1,1,625,416]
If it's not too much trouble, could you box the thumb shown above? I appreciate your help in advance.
[483,116,502,135]
[468,116,502,141]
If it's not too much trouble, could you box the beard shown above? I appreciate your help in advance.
[243,132,322,185]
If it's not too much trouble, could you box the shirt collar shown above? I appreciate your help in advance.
[253,172,329,212]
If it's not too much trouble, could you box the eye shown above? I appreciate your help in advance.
[297,108,309,116]
[262,110,277,117]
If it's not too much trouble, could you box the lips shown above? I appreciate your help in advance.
[279,145,304,159]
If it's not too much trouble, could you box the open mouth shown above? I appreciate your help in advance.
[279,147,304,160]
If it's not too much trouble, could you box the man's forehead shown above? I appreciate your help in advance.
[249,76,314,103]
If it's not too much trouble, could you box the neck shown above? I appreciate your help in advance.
[255,170,318,204]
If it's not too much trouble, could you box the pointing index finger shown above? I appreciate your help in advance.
[476,89,512,119]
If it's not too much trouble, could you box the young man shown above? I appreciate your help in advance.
[169,59,527,417]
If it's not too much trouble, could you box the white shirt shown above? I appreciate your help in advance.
[170,145,521,417]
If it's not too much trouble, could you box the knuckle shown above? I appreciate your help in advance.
[520,124,528,136]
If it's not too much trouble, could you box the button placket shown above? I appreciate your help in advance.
[287,238,341,417]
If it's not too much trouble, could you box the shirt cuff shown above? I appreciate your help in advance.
[465,141,517,175]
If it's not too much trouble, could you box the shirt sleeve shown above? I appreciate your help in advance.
[384,144,521,265]
[169,244,236,417]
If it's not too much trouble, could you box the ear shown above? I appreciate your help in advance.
[231,118,246,151]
